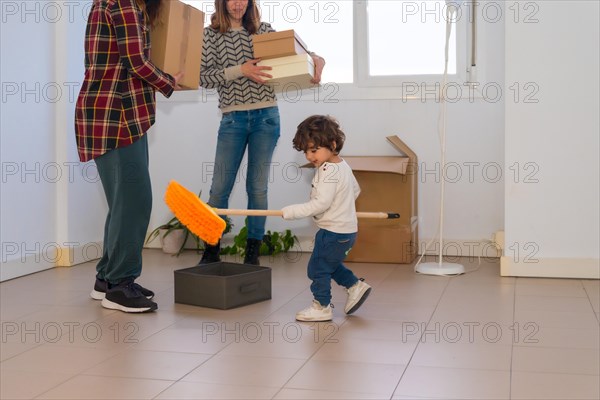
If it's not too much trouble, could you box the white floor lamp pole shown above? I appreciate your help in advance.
[415,2,465,276]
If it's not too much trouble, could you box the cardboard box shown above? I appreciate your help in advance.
[344,136,419,264]
[174,262,272,309]
[257,54,316,92]
[150,1,204,90]
[252,30,308,60]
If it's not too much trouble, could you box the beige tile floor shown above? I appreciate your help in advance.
[1,250,598,399]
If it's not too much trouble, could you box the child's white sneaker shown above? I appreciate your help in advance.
[296,300,333,322]
[345,278,372,314]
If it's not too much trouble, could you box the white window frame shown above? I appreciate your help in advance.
[169,0,483,102]
[353,0,471,88]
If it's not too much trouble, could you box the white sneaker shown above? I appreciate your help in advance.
[296,300,333,322]
[345,279,372,314]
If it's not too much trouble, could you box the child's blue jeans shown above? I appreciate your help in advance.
[308,229,359,306]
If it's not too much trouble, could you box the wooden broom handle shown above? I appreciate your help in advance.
[214,209,284,217]
[357,212,400,219]
[213,209,400,219]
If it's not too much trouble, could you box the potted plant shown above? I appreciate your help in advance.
[146,214,233,256]
[146,216,198,255]
[147,189,216,256]
[220,218,298,258]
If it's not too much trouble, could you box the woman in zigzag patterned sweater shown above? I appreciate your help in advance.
[198,0,325,266]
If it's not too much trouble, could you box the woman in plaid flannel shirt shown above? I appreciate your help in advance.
[75,0,183,313]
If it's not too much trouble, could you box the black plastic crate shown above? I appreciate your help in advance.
[174,262,272,309]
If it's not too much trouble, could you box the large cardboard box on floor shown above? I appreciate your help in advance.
[252,30,309,59]
[345,136,419,264]
[150,1,204,90]
[257,54,316,92]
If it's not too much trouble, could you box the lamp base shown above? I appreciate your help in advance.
[416,262,465,276]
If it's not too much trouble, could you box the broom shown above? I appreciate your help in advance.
[164,180,399,245]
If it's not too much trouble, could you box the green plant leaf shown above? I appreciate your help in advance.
[222,216,234,235]
[220,218,299,258]
[220,245,238,255]
[271,231,280,243]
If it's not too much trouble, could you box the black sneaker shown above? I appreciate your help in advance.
[90,278,154,300]
[101,280,158,313]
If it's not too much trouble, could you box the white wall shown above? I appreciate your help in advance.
[9,1,596,281]
[147,3,507,258]
[149,90,506,257]
[1,0,507,281]
[0,1,104,281]
[57,1,107,267]
[1,2,59,280]
[503,1,600,277]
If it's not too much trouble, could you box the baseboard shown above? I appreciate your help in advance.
[418,238,501,259]
[216,235,315,252]
[146,236,503,262]
[501,256,600,279]
[1,257,55,282]
[219,237,501,259]
[0,242,103,281]
[143,236,316,260]
[54,242,103,267]
[294,236,315,253]
[8,239,596,281]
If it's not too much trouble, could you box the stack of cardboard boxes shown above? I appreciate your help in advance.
[253,30,316,92]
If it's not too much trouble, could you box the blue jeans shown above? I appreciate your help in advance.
[308,229,359,306]
[208,106,280,240]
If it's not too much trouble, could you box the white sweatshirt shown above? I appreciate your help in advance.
[282,160,361,233]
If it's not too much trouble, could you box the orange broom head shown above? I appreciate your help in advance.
[164,180,226,246]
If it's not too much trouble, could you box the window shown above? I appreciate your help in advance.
[182,1,472,92]
[367,1,457,75]
[259,1,354,84]
[356,0,468,87]
[182,0,353,84]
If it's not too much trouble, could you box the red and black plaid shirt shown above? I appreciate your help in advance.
[75,0,175,162]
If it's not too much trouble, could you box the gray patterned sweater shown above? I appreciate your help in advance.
[200,22,277,112]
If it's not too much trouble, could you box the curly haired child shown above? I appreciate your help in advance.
[282,115,372,321]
